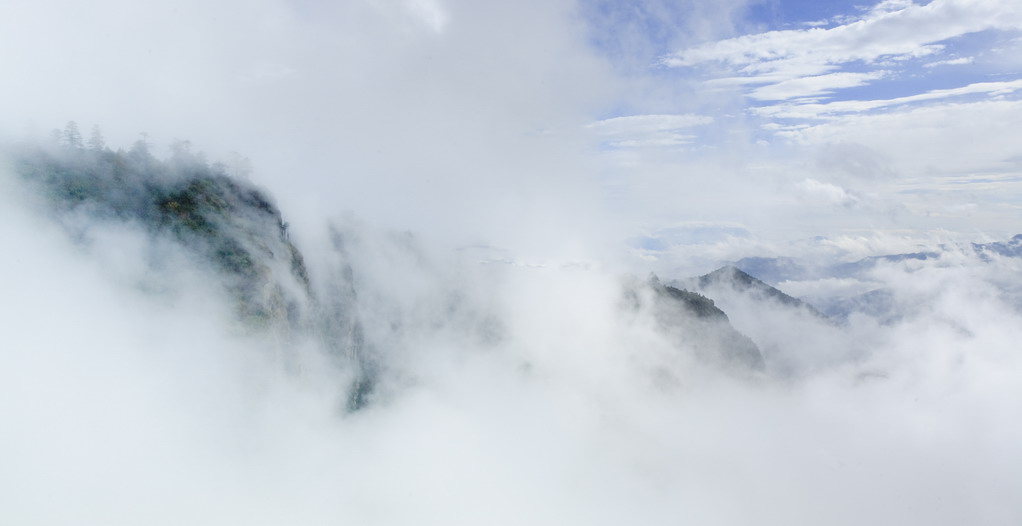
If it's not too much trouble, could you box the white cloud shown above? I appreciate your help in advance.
[402,0,449,33]
[759,97,1022,233]
[803,19,831,28]
[798,178,861,207]
[924,56,975,67]
[869,0,916,15]
[8,191,1022,524]
[756,78,1022,118]
[589,113,714,133]
[782,98,1022,173]
[588,113,713,148]
[0,0,627,259]
[750,71,889,101]
[663,0,1022,101]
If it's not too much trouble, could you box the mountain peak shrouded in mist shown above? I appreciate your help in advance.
[9,132,372,408]
[3,126,1022,524]
[4,0,1022,521]
[678,265,828,320]
[663,265,856,377]
[640,273,764,371]
[8,131,779,409]
[14,129,1019,396]
[731,256,805,285]
[13,131,309,324]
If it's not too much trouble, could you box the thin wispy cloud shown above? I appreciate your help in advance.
[748,70,889,101]
[923,56,975,67]
[588,113,713,148]
[641,0,1022,233]
[663,0,1022,102]
[756,78,1022,119]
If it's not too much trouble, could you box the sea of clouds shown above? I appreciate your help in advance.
[1,0,1021,523]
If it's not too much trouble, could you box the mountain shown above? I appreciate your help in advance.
[731,252,942,283]
[677,266,827,320]
[666,266,853,376]
[14,140,306,320]
[631,275,764,371]
[732,256,807,284]
[828,251,941,279]
[727,238,1022,323]
[10,137,371,408]
[9,133,819,397]
[973,234,1022,259]
[819,288,900,324]
[732,235,1022,286]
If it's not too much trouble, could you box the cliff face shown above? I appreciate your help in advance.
[11,139,369,404]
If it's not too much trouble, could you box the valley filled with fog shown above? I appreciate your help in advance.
[2,0,1021,524]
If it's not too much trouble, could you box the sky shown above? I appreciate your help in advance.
[1,0,1020,267]
[589,0,1022,267]
[2,1,1022,524]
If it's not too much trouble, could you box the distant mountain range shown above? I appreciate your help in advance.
[973,235,1022,260]
[674,265,827,318]
[726,236,1022,324]
[732,238,1022,285]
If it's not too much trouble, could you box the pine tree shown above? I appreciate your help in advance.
[88,125,106,151]
[63,121,83,149]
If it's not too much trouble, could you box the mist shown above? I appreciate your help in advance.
[2,0,1022,524]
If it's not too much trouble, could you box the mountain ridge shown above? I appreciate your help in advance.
[673,265,828,320]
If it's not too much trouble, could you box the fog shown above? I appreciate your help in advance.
[2,0,1022,524]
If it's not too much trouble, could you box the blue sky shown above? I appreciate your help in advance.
[585,0,1022,261]
[596,0,1022,147]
